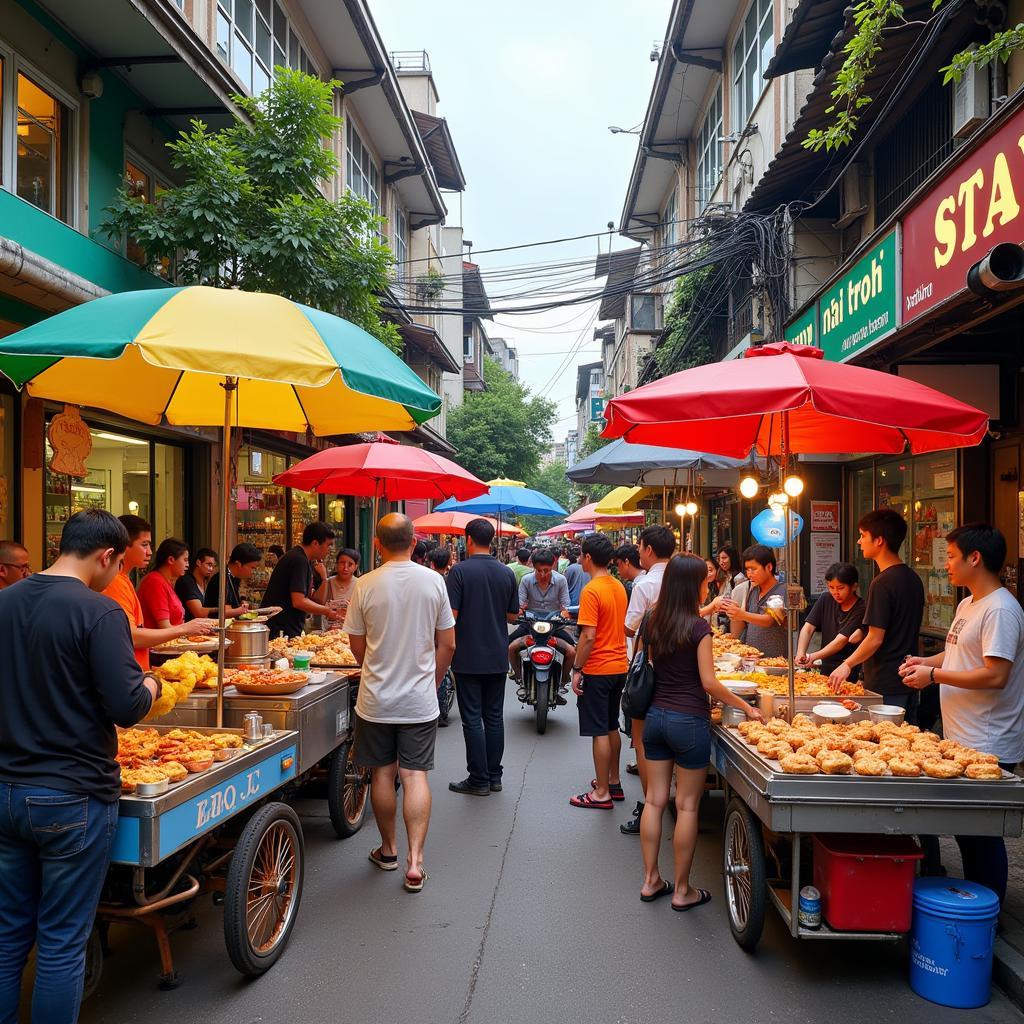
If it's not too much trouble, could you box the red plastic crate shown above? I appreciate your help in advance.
[812,834,923,932]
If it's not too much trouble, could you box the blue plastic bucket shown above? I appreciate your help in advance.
[909,878,1000,1008]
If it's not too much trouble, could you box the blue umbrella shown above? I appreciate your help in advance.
[435,485,567,518]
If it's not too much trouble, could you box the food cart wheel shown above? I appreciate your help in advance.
[723,797,766,951]
[535,680,549,734]
[327,739,370,839]
[223,802,304,976]
[82,924,103,1000]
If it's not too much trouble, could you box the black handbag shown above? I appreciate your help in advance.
[622,613,656,720]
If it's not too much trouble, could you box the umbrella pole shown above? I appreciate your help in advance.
[216,375,237,729]
[782,416,795,724]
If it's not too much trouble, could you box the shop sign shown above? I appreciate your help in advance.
[811,533,842,593]
[810,500,841,532]
[47,404,91,478]
[903,104,1024,323]
[784,304,817,347]
[589,397,606,422]
[818,232,899,362]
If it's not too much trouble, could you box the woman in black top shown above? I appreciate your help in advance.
[795,562,866,677]
[639,555,761,910]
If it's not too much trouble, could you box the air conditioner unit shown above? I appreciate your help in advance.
[953,50,990,138]
[834,164,869,229]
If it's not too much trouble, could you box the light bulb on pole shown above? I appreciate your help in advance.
[784,474,804,497]
[684,501,698,516]
[739,476,759,499]
[674,503,687,518]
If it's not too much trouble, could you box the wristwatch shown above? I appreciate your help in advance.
[929,667,936,685]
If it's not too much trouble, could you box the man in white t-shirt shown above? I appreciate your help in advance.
[346,514,456,893]
[900,523,1024,902]
[619,525,676,837]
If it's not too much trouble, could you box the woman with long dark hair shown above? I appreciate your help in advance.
[639,554,761,909]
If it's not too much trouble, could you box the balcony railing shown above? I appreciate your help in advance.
[390,51,431,74]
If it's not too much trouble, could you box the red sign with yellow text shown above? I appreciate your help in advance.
[903,104,1024,323]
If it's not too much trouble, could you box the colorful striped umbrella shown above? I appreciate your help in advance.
[0,286,441,432]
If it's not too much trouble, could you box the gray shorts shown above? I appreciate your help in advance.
[353,714,437,771]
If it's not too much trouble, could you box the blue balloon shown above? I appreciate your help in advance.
[750,506,804,546]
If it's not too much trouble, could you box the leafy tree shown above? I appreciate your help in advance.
[520,459,574,536]
[804,1,1024,152]
[654,264,716,377]
[103,68,401,352]
[446,357,557,483]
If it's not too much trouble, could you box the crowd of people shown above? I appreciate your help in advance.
[2,499,1024,1019]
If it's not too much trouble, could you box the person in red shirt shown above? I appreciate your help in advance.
[570,534,629,810]
[103,515,213,670]
[138,538,190,629]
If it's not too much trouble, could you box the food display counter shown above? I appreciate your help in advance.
[710,723,1024,949]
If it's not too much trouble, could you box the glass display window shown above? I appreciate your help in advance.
[236,444,287,599]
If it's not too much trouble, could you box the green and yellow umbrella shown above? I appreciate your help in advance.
[0,286,440,431]
[0,285,441,724]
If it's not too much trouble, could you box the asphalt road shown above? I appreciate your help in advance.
[75,691,1023,1024]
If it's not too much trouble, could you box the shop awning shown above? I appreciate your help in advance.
[763,0,848,80]
[595,486,652,515]
[412,112,467,191]
[399,323,460,375]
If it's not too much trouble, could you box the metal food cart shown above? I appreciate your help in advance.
[712,724,1024,950]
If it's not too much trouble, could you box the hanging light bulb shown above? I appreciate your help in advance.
[739,476,760,499]
[684,500,698,516]
[674,503,687,517]
[768,491,789,510]
[783,474,804,497]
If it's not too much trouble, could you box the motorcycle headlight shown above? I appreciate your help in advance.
[534,621,552,634]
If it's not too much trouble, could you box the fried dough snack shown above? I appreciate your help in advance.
[923,759,964,779]
[854,756,887,777]
[954,749,999,768]
[888,757,922,777]
[780,753,820,774]
[817,750,853,775]
[160,760,188,782]
[966,763,1003,780]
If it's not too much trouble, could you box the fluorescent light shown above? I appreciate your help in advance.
[72,484,105,494]
[93,431,147,446]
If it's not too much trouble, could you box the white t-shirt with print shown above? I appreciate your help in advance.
[940,587,1024,763]
[345,560,455,724]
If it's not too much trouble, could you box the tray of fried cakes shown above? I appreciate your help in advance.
[731,716,1015,781]
[223,666,311,696]
[117,726,246,795]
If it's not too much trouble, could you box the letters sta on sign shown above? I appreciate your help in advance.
[903,105,1024,322]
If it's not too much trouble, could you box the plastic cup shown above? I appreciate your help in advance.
[292,650,313,670]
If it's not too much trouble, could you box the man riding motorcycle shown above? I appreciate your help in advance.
[508,548,576,701]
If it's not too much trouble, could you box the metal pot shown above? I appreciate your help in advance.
[722,704,749,728]
[225,620,269,663]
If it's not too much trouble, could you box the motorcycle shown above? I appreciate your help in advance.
[515,612,572,734]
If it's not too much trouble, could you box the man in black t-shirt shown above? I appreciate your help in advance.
[204,542,261,619]
[828,508,925,721]
[0,510,158,1023]
[264,522,341,638]
[446,518,520,796]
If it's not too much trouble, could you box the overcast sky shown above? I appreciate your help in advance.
[372,0,668,442]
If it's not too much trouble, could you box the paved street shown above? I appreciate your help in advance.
[78,692,1023,1024]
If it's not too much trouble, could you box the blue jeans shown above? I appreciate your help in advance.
[455,673,506,787]
[0,784,118,1024]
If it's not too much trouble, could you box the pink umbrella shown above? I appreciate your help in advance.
[566,501,644,525]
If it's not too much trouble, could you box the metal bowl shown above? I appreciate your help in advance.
[134,778,169,797]
[722,705,749,728]
[868,704,907,725]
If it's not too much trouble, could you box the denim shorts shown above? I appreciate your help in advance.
[642,706,711,769]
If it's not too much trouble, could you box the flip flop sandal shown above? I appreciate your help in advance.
[640,880,674,903]
[404,871,428,893]
[569,791,614,809]
[672,889,712,912]
[368,847,398,871]
[590,780,625,800]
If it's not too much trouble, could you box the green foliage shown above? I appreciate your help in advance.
[103,67,401,353]
[803,1,1024,153]
[416,266,446,301]
[654,265,716,377]
[446,357,558,483]
[520,460,574,536]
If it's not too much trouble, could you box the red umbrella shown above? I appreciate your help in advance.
[566,501,644,526]
[273,442,487,502]
[602,343,989,457]
[413,511,525,537]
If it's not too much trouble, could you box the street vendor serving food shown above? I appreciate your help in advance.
[899,523,1024,902]
[720,544,787,659]
[795,562,865,677]
[0,510,159,1023]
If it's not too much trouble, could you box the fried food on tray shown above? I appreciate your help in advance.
[757,738,793,761]
[780,753,819,774]
[268,631,358,667]
[121,765,169,792]
[953,749,999,768]
[938,738,962,756]
[923,759,964,779]
[888,757,922,777]
[966,763,1004,780]
[737,721,760,738]
[853,756,887,777]
[757,656,789,667]
[791,713,817,731]
[816,750,853,775]
[160,760,188,782]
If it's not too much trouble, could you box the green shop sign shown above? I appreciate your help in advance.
[784,304,816,347]
[817,231,898,362]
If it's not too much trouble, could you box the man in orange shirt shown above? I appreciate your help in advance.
[104,515,213,669]
[570,533,628,810]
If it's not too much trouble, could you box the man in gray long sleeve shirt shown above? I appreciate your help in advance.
[508,547,575,691]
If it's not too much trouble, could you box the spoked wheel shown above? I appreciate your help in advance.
[327,739,370,838]
[723,797,766,950]
[535,679,550,734]
[224,803,304,976]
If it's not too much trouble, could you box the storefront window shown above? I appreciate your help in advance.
[44,424,185,566]
[849,465,874,586]
[0,394,14,540]
[16,72,70,223]
[236,444,287,598]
